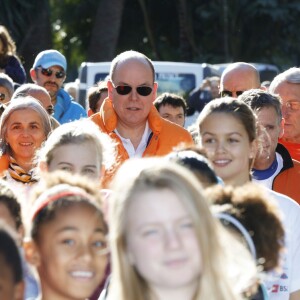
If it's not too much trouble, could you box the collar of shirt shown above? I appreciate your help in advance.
[115,121,152,158]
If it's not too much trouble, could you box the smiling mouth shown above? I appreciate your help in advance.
[70,270,94,279]
[213,159,231,167]
[19,142,33,146]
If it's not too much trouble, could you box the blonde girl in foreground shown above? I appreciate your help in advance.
[104,157,256,300]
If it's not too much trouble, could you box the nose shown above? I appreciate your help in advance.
[21,128,30,137]
[164,228,181,250]
[76,243,93,262]
[215,141,226,154]
[231,91,238,98]
[168,116,176,124]
[130,87,138,100]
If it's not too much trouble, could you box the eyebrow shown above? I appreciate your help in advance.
[202,131,242,136]
[57,162,97,168]
[10,121,40,126]
[56,226,105,234]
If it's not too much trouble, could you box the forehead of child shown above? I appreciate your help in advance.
[33,199,105,237]
[202,111,254,138]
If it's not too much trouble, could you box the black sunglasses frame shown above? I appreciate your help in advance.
[37,67,66,79]
[112,83,153,96]
[220,90,244,98]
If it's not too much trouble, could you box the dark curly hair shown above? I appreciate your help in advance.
[207,182,284,271]
[29,171,106,241]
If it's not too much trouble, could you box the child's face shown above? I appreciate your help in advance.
[125,188,201,295]
[47,141,102,179]
[32,205,108,300]
[0,254,24,300]
[200,112,256,186]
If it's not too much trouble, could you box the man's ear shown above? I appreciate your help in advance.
[107,80,114,100]
[23,239,41,267]
[30,68,37,83]
[151,82,158,103]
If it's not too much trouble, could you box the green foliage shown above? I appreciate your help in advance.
[0,0,46,43]
[3,0,300,78]
[50,0,100,79]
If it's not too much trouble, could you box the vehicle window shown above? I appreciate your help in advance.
[94,73,109,84]
[156,73,196,97]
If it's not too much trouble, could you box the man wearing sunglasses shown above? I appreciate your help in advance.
[90,50,193,177]
[219,62,261,98]
[30,49,86,124]
[269,68,300,162]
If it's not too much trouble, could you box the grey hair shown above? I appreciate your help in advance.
[0,96,52,155]
[0,73,14,98]
[12,83,48,99]
[269,67,300,92]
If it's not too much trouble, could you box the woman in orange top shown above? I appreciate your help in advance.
[0,97,52,185]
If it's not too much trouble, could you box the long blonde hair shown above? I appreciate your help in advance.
[108,158,254,300]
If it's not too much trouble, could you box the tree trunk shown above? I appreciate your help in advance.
[221,0,230,61]
[18,5,52,78]
[137,0,161,60]
[87,0,125,61]
[177,0,198,61]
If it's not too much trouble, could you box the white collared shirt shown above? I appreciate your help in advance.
[115,121,152,158]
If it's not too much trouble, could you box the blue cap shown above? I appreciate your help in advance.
[33,49,67,70]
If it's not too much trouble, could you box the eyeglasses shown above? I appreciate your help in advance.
[0,93,5,101]
[37,67,66,79]
[46,107,55,115]
[285,101,300,111]
[112,83,153,96]
[220,90,244,98]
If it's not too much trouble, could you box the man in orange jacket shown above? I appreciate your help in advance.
[90,50,193,183]
[240,89,300,204]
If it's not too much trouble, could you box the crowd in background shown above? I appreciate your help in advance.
[1,24,300,300]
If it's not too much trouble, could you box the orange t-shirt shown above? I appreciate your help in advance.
[279,139,300,162]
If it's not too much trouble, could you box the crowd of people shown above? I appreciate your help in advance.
[1,24,300,300]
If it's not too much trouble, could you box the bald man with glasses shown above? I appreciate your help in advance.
[219,62,261,98]
[90,50,193,181]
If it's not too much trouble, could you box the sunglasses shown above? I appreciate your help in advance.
[46,107,55,115]
[0,93,5,101]
[285,101,300,111]
[220,90,244,98]
[112,83,153,96]
[37,67,66,79]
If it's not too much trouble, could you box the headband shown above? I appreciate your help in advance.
[216,212,257,260]
[31,184,96,221]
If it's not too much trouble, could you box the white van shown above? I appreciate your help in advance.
[77,61,220,109]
